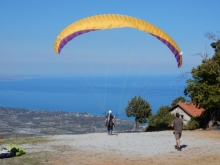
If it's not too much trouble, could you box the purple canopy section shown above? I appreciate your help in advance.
[151,34,181,67]
[58,29,98,53]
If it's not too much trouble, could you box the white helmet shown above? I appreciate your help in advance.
[108,110,112,114]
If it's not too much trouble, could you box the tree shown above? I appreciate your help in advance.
[146,106,175,131]
[171,96,186,107]
[125,96,152,131]
[184,39,220,123]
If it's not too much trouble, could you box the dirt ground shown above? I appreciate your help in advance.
[1,130,220,165]
[49,130,220,165]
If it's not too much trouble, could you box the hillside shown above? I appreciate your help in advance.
[0,106,135,138]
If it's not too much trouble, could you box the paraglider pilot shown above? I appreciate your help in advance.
[105,110,114,135]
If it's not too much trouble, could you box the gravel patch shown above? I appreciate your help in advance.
[46,131,220,157]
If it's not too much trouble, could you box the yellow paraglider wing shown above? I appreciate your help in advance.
[54,14,182,68]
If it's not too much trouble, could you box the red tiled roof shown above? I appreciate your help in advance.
[170,102,205,117]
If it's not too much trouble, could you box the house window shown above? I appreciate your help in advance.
[181,115,184,120]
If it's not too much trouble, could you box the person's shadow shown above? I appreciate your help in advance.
[111,133,118,136]
[175,144,188,150]
[181,144,188,149]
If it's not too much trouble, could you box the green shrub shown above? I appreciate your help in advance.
[185,116,203,130]
[145,106,175,131]
[187,119,200,130]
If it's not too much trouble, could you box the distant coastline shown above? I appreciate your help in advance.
[0,75,187,118]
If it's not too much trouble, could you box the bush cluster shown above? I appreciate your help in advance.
[183,116,203,130]
[145,106,175,131]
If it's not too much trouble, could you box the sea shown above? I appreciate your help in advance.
[0,74,188,120]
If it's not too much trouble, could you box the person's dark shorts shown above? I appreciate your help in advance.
[174,132,181,140]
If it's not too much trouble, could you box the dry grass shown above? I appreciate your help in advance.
[0,136,52,165]
[0,136,50,146]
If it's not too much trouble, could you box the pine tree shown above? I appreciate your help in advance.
[125,96,152,131]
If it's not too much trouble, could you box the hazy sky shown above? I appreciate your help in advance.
[1,0,219,77]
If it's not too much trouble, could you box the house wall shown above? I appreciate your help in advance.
[170,107,191,125]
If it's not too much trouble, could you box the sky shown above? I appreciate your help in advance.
[1,0,220,77]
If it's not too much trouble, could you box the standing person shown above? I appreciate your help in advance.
[105,110,114,135]
[171,113,183,151]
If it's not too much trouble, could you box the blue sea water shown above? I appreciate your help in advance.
[0,75,188,120]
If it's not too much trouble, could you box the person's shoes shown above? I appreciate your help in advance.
[177,147,182,151]
[175,145,178,149]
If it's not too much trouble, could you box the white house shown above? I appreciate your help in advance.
[169,102,205,125]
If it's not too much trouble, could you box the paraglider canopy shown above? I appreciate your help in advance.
[54,14,183,68]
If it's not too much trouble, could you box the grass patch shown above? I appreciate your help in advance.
[0,136,58,165]
[0,150,54,165]
[0,136,51,146]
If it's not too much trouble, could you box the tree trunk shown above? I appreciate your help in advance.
[134,119,138,131]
